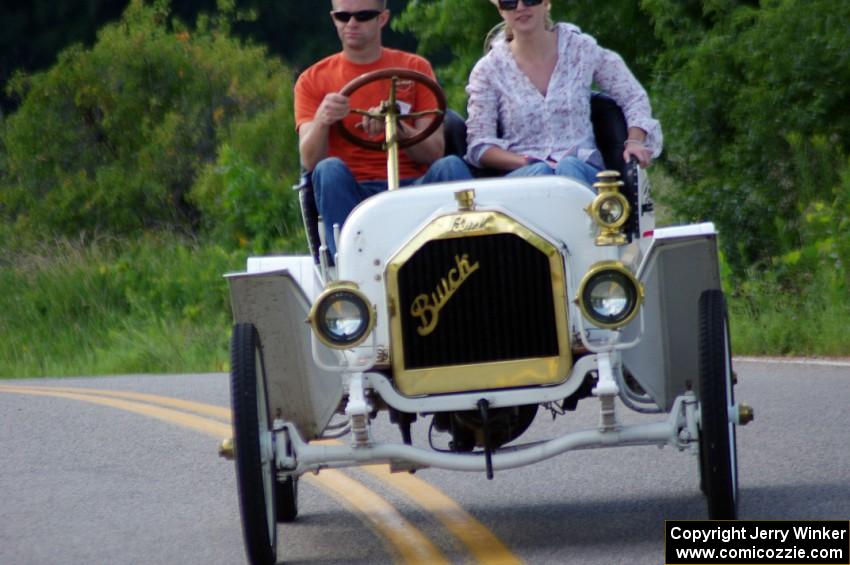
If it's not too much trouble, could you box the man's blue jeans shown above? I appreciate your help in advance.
[507,156,601,187]
[312,155,472,255]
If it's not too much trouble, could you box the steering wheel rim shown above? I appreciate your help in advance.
[336,68,447,151]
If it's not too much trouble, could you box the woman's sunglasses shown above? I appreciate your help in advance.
[331,10,382,23]
[498,0,544,10]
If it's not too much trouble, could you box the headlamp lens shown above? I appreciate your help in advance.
[323,296,365,340]
[578,264,643,328]
[311,287,373,348]
[589,278,629,319]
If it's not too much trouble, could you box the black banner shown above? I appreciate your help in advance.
[665,521,849,564]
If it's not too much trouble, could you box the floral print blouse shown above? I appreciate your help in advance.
[465,23,663,168]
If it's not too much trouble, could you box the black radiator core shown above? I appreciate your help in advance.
[397,233,559,369]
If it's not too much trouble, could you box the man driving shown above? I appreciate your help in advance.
[295,0,471,256]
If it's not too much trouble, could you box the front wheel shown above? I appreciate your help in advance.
[231,323,278,564]
[697,290,738,520]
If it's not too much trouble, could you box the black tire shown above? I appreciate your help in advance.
[697,290,738,520]
[231,323,278,565]
[276,476,298,523]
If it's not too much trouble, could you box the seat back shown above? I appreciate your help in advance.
[590,92,640,240]
[442,108,504,178]
[443,109,469,159]
[294,173,322,264]
[590,93,627,172]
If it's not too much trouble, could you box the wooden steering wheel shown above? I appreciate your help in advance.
[336,68,447,151]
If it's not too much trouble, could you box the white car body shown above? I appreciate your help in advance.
[226,170,738,468]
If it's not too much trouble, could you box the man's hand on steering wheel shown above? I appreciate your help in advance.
[356,105,385,137]
[315,93,350,128]
[357,105,419,140]
[336,68,446,151]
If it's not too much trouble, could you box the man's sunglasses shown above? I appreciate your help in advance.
[331,10,382,23]
[497,0,544,10]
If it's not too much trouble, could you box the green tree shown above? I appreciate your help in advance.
[1,0,300,249]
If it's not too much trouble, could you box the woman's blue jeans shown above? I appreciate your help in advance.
[507,156,601,187]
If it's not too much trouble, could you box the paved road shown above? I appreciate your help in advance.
[1,359,848,564]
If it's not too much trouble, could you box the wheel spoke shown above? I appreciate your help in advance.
[350,108,383,119]
[399,109,444,120]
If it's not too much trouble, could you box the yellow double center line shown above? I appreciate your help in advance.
[0,383,521,565]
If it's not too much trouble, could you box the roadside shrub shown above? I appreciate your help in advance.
[190,102,304,254]
[647,0,850,274]
[769,155,850,289]
[0,0,300,245]
[725,155,850,356]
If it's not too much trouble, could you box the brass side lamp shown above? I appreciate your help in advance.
[589,170,631,246]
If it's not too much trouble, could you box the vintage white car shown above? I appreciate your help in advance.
[220,69,753,565]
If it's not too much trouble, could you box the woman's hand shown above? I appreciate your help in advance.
[623,139,653,168]
[623,127,652,167]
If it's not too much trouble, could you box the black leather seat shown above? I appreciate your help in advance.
[294,172,323,264]
[442,109,469,164]
[589,93,641,240]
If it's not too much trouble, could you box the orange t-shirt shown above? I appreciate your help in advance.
[294,48,439,182]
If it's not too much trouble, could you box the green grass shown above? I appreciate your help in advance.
[727,267,850,357]
[0,235,246,378]
[1,234,847,379]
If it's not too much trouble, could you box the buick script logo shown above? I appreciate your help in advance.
[409,254,480,336]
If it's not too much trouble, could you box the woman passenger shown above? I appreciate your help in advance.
[465,0,662,186]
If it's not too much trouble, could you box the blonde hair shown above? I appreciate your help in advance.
[487,0,554,44]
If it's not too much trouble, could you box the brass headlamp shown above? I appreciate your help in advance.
[576,261,644,329]
[308,281,376,349]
